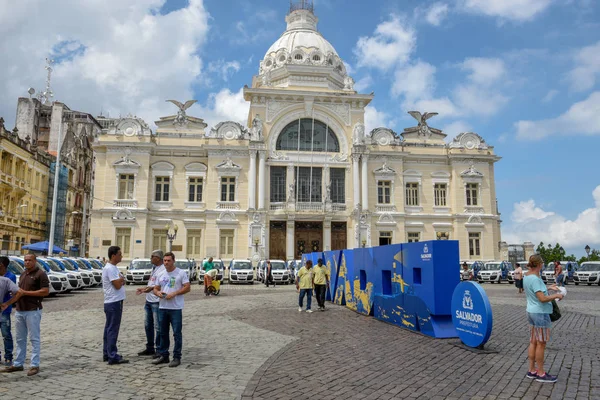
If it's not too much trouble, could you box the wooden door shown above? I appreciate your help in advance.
[331,222,347,250]
[295,222,323,258]
[269,221,286,260]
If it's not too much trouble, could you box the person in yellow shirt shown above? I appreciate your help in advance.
[312,258,330,311]
[296,260,314,313]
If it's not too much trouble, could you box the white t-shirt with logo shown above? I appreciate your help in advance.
[146,264,165,303]
[102,263,126,304]
[155,267,189,310]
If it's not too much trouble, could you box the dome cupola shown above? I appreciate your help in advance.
[257,0,354,92]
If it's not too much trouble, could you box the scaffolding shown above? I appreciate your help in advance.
[46,162,68,252]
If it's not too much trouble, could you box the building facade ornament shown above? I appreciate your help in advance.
[166,99,197,126]
[449,132,489,150]
[210,121,249,140]
[352,122,365,145]
[251,114,264,141]
[320,102,350,126]
[369,127,401,146]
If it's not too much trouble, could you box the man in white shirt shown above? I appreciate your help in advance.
[102,246,128,365]
[136,250,165,357]
[152,252,190,368]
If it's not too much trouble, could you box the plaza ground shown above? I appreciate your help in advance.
[0,282,598,400]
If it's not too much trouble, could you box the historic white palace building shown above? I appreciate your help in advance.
[90,2,502,263]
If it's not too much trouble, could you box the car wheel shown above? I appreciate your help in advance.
[587,283,592,286]
[126,282,130,285]
[575,282,579,285]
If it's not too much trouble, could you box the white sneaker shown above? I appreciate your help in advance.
[298,307,302,312]
[306,310,313,313]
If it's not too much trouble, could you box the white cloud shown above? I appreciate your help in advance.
[208,59,241,82]
[0,0,210,129]
[502,186,600,249]
[195,88,249,130]
[354,75,374,92]
[442,120,472,137]
[354,16,416,71]
[461,57,506,86]
[392,61,437,100]
[425,3,450,26]
[364,105,392,133]
[453,84,508,116]
[567,40,600,92]
[542,89,559,102]
[515,91,600,140]
[459,0,554,21]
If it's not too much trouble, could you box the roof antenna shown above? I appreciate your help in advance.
[38,58,55,105]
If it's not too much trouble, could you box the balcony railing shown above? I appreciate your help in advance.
[216,201,240,210]
[270,203,287,211]
[296,202,323,212]
[113,199,138,208]
[331,203,347,212]
[375,204,397,213]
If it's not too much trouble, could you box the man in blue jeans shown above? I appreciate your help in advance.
[1,253,49,376]
[136,250,164,357]
[102,246,128,365]
[296,260,314,313]
[0,256,16,366]
[152,252,190,368]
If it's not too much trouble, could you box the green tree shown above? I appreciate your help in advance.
[578,249,600,264]
[535,242,576,263]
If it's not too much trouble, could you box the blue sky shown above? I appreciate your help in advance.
[0,0,598,256]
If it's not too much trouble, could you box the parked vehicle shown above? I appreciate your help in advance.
[48,257,85,289]
[197,259,224,285]
[573,262,600,286]
[126,258,154,285]
[176,260,196,281]
[41,258,80,291]
[61,258,95,288]
[36,258,69,294]
[477,261,512,284]
[228,259,254,284]
[543,261,579,284]
[257,259,289,284]
[75,258,102,286]
[507,261,529,284]
[286,260,302,283]
[459,261,483,281]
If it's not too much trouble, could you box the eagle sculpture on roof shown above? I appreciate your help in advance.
[166,99,197,126]
[407,111,440,137]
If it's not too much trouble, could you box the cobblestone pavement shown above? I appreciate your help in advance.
[0,281,598,400]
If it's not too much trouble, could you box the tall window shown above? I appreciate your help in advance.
[221,177,236,202]
[296,167,322,202]
[379,231,392,246]
[152,229,168,252]
[466,183,478,206]
[377,181,392,204]
[219,229,234,258]
[186,230,202,259]
[155,177,170,202]
[434,183,447,206]
[407,232,420,243]
[405,183,419,206]
[119,174,135,199]
[469,232,481,256]
[276,119,340,152]
[330,168,345,203]
[116,228,131,258]
[270,167,286,202]
[188,177,203,202]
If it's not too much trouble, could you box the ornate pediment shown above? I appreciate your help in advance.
[113,209,135,221]
[449,132,489,150]
[373,161,396,176]
[107,116,152,137]
[209,121,249,140]
[461,162,484,178]
[368,127,401,146]
[215,157,242,175]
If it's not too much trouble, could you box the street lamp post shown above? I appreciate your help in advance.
[165,223,178,252]
[585,244,591,260]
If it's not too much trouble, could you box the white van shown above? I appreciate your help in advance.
[228,259,254,284]
[126,258,154,285]
[257,260,289,284]
[478,261,512,284]
[573,262,600,286]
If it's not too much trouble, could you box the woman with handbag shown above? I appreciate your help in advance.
[523,254,564,383]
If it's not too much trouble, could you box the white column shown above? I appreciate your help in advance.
[286,220,295,260]
[352,154,360,208]
[248,150,257,210]
[361,154,369,211]
[258,151,266,210]
[324,220,331,251]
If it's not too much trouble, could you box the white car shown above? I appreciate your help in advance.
[477,261,511,284]
[573,262,600,286]
[126,258,154,285]
[542,261,578,285]
[228,259,254,284]
[257,260,289,284]
[197,259,224,285]
[176,260,196,281]
[508,261,528,283]
[48,257,85,290]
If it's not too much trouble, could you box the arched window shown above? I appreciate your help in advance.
[276,119,340,152]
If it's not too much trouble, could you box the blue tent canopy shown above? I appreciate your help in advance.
[22,241,67,254]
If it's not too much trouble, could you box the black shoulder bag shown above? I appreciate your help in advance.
[549,300,561,322]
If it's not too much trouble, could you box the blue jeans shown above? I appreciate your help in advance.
[299,289,312,310]
[556,274,565,286]
[0,312,14,362]
[103,300,123,362]
[158,309,182,360]
[14,310,42,368]
[144,301,160,352]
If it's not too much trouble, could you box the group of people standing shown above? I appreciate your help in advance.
[102,246,190,368]
[295,258,330,312]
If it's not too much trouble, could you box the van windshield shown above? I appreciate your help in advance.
[8,260,24,275]
[175,261,190,270]
[483,263,501,270]
[271,261,286,270]
[43,259,63,273]
[58,259,77,271]
[232,261,252,270]
[130,260,153,270]
[579,263,600,271]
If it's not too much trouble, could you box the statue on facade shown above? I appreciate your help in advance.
[251,114,263,141]
[325,183,331,202]
[166,99,197,126]
[352,122,365,145]
[406,111,441,138]
[343,76,355,91]
[288,182,295,202]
